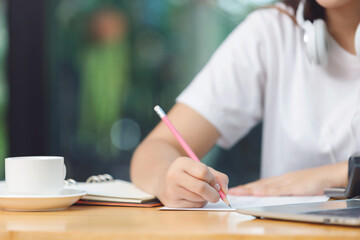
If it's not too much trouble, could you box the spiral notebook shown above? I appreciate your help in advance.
[65,174,162,207]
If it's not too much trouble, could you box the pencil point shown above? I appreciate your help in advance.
[221,194,232,208]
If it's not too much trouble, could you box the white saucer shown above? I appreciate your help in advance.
[0,189,86,211]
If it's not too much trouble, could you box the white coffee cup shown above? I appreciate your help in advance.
[5,156,66,195]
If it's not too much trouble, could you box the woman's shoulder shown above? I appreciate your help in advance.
[249,2,295,22]
[238,2,298,37]
[225,1,300,58]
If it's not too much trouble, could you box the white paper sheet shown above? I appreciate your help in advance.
[160,195,329,211]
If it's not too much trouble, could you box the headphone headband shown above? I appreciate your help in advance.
[296,0,328,65]
[356,23,360,60]
[295,0,360,63]
[295,0,305,26]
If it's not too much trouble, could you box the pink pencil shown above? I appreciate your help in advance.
[154,105,231,208]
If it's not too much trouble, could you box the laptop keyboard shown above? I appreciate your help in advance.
[305,208,360,218]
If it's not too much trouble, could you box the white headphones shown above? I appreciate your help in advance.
[296,0,360,65]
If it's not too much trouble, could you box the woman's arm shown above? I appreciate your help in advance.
[130,103,229,207]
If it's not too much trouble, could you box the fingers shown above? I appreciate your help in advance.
[228,167,333,197]
[176,186,207,203]
[181,159,217,186]
[180,159,231,203]
[228,186,253,196]
[228,175,302,196]
[160,157,229,207]
[229,182,283,196]
[251,186,288,196]
[178,170,220,203]
[208,167,229,194]
[229,185,288,196]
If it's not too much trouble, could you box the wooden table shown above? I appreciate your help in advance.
[0,205,359,240]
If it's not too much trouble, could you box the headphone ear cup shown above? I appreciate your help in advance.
[303,21,317,64]
[355,23,360,60]
[313,19,328,65]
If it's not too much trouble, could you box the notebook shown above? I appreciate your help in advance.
[65,174,162,207]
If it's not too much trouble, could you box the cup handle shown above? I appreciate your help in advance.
[63,164,67,179]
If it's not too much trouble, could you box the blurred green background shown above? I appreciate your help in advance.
[0,0,8,180]
[1,0,275,186]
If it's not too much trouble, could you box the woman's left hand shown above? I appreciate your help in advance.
[228,161,348,196]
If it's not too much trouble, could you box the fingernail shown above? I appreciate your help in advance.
[214,183,221,191]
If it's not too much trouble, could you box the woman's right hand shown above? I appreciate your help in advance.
[155,156,229,208]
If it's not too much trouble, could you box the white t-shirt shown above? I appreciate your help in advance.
[176,4,360,178]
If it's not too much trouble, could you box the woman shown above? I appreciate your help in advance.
[130,0,360,207]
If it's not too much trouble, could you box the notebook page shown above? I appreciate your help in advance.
[66,180,155,201]
[160,195,329,211]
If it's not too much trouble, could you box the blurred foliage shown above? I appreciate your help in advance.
[46,0,275,183]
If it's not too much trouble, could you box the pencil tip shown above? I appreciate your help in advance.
[228,204,232,208]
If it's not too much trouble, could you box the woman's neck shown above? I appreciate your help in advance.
[325,1,360,55]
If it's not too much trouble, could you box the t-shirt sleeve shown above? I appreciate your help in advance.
[176,10,269,149]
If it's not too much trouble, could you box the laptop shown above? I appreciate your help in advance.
[236,155,360,226]
[236,156,360,226]
[236,199,360,226]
